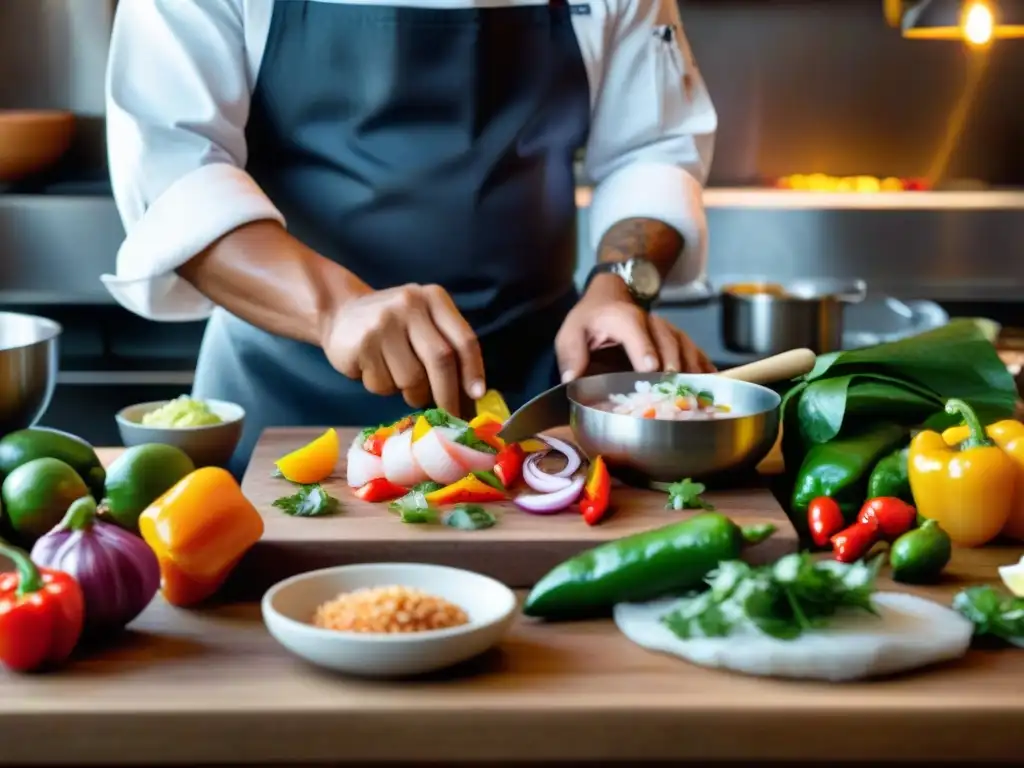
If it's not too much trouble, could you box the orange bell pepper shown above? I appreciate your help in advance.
[941,414,1024,542]
[276,428,339,483]
[425,474,506,505]
[581,456,612,526]
[139,467,265,607]
[468,413,505,451]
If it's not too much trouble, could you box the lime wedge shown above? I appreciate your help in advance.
[998,558,1024,597]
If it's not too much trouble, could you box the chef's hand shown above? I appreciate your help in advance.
[555,274,715,382]
[323,284,485,415]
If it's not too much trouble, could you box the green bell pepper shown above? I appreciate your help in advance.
[790,423,908,527]
[866,447,914,504]
[522,512,775,620]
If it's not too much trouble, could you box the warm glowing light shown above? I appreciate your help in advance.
[962,1,995,45]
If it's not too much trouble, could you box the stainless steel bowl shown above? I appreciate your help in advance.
[0,312,61,435]
[721,278,866,355]
[568,372,782,487]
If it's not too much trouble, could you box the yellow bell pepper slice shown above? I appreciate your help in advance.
[411,415,432,443]
[908,399,1017,547]
[475,389,511,422]
[275,428,339,484]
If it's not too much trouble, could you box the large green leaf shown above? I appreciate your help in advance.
[796,374,943,444]
[800,319,1017,421]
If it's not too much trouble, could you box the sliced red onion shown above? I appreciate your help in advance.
[514,475,585,515]
[523,453,574,493]
[539,435,582,478]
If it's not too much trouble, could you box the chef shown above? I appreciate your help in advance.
[102,0,718,476]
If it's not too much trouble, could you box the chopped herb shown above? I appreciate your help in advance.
[442,504,497,531]
[455,428,498,454]
[953,586,1024,647]
[272,484,340,517]
[410,480,444,494]
[666,478,715,511]
[661,553,882,642]
[388,490,437,524]
[697,390,714,405]
[421,408,455,427]
[652,374,698,399]
[358,423,386,443]
[472,469,504,491]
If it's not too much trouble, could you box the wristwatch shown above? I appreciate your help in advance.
[584,257,663,310]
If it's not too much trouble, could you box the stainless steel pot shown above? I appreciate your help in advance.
[0,312,61,435]
[721,278,867,355]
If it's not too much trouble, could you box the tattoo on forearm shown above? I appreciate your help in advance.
[597,218,683,276]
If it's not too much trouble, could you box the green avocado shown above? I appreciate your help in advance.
[103,443,195,532]
[0,427,106,499]
[1,458,90,543]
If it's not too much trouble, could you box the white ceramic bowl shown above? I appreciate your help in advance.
[261,563,517,678]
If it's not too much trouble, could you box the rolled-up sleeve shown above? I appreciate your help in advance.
[584,0,717,285]
[102,0,283,322]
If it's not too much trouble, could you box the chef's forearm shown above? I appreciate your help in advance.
[176,221,369,346]
[596,217,683,279]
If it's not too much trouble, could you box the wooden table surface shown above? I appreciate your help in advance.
[0,449,1017,765]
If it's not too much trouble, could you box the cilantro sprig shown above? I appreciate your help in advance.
[660,553,883,642]
[953,586,1024,647]
[666,478,715,511]
[272,484,341,517]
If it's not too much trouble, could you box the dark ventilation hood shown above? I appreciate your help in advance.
[884,0,1024,43]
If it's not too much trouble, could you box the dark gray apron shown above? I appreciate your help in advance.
[192,0,591,476]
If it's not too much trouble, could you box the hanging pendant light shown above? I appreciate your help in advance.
[885,0,1024,44]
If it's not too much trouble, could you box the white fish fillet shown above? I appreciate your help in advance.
[381,429,429,487]
[345,440,384,489]
[412,427,466,486]
[613,592,973,682]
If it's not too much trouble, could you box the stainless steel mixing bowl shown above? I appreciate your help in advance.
[0,312,61,435]
[568,372,782,487]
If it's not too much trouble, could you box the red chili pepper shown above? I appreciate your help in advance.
[807,496,845,548]
[857,497,917,540]
[830,519,879,564]
[493,443,525,488]
[0,542,84,673]
[581,456,612,526]
[354,478,409,503]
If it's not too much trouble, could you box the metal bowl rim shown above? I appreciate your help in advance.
[567,371,782,422]
[0,312,62,353]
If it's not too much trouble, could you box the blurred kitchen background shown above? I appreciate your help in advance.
[1,0,1023,444]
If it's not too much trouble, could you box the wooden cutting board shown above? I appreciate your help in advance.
[235,427,798,591]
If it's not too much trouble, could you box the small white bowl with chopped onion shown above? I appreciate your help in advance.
[262,562,517,677]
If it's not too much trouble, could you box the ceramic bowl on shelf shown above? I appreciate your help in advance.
[262,563,517,678]
[115,399,245,467]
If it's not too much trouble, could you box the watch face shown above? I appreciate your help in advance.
[627,258,661,299]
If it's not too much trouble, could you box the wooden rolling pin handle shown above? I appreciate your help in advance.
[719,348,817,385]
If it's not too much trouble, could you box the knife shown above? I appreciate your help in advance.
[497,382,570,444]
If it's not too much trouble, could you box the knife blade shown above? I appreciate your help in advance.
[498,382,571,444]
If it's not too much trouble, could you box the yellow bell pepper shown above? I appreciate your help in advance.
[908,398,1017,548]
[942,415,1024,542]
[424,474,506,505]
[139,467,265,607]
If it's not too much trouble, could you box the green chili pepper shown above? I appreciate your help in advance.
[522,512,776,620]
[866,447,913,504]
[890,519,952,584]
[790,423,907,529]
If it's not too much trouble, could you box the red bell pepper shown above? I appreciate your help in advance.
[807,496,845,548]
[493,443,525,488]
[830,519,879,564]
[857,497,917,541]
[580,456,612,526]
[0,542,84,673]
[354,478,409,503]
[425,474,506,505]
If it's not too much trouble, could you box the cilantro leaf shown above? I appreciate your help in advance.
[388,490,437,524]
[442,504,497,531]
[659,553,881,642]
[272,484,340,517]
[666,478,715,511]
[953,586,1024,646]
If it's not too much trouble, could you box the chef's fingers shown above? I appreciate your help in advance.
[648,315,682,373]
[382,333,431,409]
[694,346,717,373]
[358,337,398,397]
[554,314,590,383]
[611,305,660,374]
[423,285,486,401]
[407,310,462,416]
